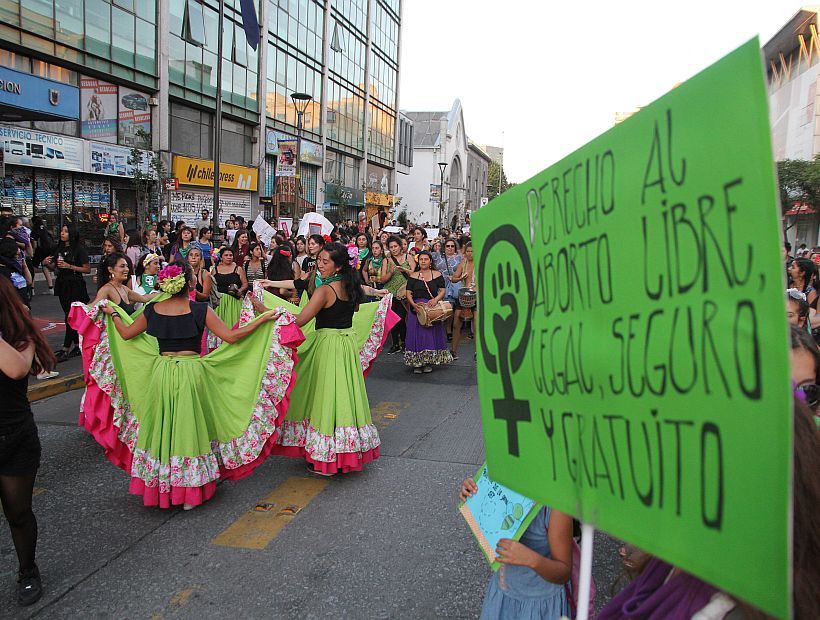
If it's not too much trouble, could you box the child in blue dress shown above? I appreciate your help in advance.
[460,478,573,619]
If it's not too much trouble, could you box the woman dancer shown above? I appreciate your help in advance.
[0,277,56,606]
[266,243,387,474]
[69,260,303,508]
[43,225,90,361]
[404,251,453,373]
[381,236,412,354]
[92,253,156,313]
[211,247,247,329]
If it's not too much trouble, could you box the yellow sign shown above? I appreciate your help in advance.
[366,191,393,207]
[172,156,258,191]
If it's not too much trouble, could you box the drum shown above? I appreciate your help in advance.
[458,287,476,308]
[416,301,453,326]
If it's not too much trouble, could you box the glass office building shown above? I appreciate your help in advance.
[0,0,403,238]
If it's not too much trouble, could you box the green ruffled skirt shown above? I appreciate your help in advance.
[214,293,242,329]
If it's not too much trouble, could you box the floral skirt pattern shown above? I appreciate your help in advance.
[70,300,304,508]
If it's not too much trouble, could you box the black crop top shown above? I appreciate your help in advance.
[315,288,354,329]
[407,274,446,299]
[0,369,31,427]
[144,301,208,353]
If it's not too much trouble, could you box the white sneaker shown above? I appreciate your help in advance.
[183,503,196,511]
[36,371,59,380]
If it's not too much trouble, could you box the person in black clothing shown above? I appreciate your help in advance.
[42,225,91,361]
[0,276,57,606]
[30,217,54,291]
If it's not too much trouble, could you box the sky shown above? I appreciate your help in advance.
[399,0,799,183]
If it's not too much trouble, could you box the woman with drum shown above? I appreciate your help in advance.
[450,242,475,360]
[404,251,453,374]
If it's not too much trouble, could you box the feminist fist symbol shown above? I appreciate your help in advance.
[478,225,534,457]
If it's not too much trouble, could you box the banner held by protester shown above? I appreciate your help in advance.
[472,38,790,618]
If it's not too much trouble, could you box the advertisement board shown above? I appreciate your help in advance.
[0,124,84,172]
[265,129,323,166]
[275,138,297,177]
[172,155,257,190]
[80,76,118,142]
[88,142,151,178]
[118,87,151,148]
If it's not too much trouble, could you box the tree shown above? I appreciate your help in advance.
[487,160,513,200]
[129,128,166,228]
[777,156,820,233]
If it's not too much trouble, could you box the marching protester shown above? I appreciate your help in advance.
[459,479,572,619]
[353,233,371,275]
[0,276,57,606]
[141,228,161,255]
[294,236,308,270]
[363,240,386,295]
[265,245,300,303]
[43,224,90,362]
[231,230,251,265]
[169,225,195,263]
[301,234,325,277]
[104,209,125,243]
[131,252,162,297]
[30,217,54,292]
[244,241,268,287]
[197,227,214,268]
[187,246,214,305]
[212,246,247,329]
[408,227,429,256]
[69,259,300,509]
[92,253,157,313]
[404,250,453,374]
[450,242,475,360]
[788,258,817,308]
[382,236,412,353]
[787,289,811,333]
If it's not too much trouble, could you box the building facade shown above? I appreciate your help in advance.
[402,99,484,228]
[765,7,820,247]
[465,140,490,214]
[0,0,404,243]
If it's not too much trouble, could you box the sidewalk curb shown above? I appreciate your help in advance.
[28,373,85,402]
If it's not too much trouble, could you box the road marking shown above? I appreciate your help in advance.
[211,476,328,550]
[32,487,46,496]
[370,401,406,428]
[28,372,85,402]
[170,587,196,607]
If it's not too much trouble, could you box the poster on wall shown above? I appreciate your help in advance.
[275,138,297,177]
[80,76,118,143]
[88,142,151,178]
[266,129,323,166]
[429,184,441,204]
[169,188,251,228]
[366,163,391,193]
[118,87,151,148]
[0,124,85,172]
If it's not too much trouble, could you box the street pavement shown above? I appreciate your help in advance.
[2,287,624,618]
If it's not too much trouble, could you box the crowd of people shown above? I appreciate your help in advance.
[6,207,818,618]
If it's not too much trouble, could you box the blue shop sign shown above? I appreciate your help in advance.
[0,67,80,121]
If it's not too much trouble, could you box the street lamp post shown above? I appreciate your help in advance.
[438,161,448,229]
[290,92,313,214]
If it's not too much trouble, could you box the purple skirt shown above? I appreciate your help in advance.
[404,298,453,367]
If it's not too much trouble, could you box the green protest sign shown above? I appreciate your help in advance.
[472,38,791,618]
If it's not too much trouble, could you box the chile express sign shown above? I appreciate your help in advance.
[472,39,790,618]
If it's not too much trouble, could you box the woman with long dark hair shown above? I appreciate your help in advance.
[381,235,412,353]
[132,252,162,297]
[42,224,90,361]
[211,246,247,330]
[270,243,382,475]
[788,258,818,308]
[0,277,56,606]
[404,250,453,374]
[168,225,194,263]
[301,233,325,277]
[231,230,251,265]
[68,259,302,509]
[92,253,155,313]
[266,244,299,303]
[294,236,308,269]
[244,241,268,287]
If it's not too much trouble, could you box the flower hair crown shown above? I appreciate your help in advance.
[143,252,162,268]
[158,264,187,294]
[346,244,359,269]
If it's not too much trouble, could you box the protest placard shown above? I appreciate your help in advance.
[471,38,790,618]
